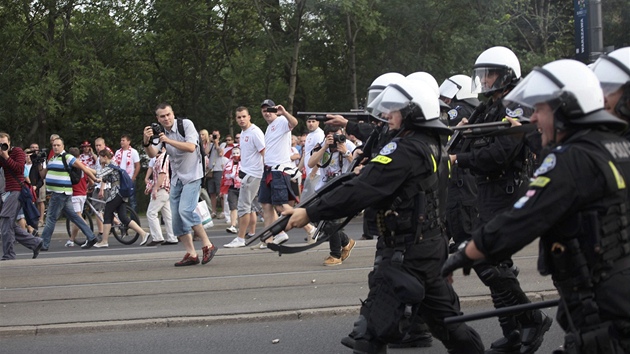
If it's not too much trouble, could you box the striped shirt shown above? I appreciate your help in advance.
[45,152,76,195]
[153,152,171,192]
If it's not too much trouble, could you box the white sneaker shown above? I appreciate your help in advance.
[251,242,267,250]
[65,240,75,247]
[226,225,238,234]
[306,226,317,244]
[140,233,150,246]
[94,242,109,248]
[224,237,246,248]
[272,233,289,245]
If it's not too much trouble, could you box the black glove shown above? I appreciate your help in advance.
[441,248,474,278]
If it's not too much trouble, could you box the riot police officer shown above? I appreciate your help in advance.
[450,46,551,354]
[327,72,434,349]
[286,78,484,354]
[442,58,630,353]
[439,75,480,252]
[591,46,630,140]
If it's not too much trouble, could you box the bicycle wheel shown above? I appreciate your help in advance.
[65,210,93,246]
[112,205,140,245]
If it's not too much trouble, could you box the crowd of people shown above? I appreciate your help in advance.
[1,45,630,353]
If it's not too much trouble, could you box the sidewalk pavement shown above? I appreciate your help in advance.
[1,218,558,337]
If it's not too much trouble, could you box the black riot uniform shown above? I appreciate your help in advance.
[305,128,483,354]
[471,122,630,353]
[454,96,550,354]
[445,100,479,249]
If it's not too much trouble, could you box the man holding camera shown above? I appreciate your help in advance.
[204,129,224,218]
[307,125,356,265]
[0,132,44,260]
[252,99,315,248]
[26,143,47,227]
[143,103,218,267]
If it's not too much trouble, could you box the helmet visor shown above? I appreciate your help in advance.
[503,67,563,118]
[591,54,630,95]
[367,84,413,118]
[439,79,460,99]
[471,65,514,93]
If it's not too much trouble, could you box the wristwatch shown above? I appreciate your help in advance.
[344,151,352,157]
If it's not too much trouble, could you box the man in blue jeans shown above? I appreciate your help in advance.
[40,137,99,251]
[143,103,218,267]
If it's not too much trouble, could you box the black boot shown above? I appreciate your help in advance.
[519,311,553,354]
[387,330,432,348]
[353,339,387,354]
[486,330,521,354]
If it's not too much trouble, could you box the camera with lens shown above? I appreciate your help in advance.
[212,134,218,140]
[151,122,164,138]
[28,149,48,164]
[0,143,8,151]
[333,133,346,144]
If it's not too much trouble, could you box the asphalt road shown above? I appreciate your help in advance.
[0,303,564,354]
[1,215,559,353]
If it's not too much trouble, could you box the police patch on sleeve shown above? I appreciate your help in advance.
[371,155,392,164]
[447,109,459,120]
[534,154,556,176]
[505,107,524,118]
[529,176,551,188]
[379,142,397,155]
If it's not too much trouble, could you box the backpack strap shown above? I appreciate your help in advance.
[60,152,72,174]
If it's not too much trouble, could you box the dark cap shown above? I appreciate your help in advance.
[81,141,91,147]
[260,99,276,107]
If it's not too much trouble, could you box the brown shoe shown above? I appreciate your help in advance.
[323,255,342,266]
[341,239,356,261]
[201,245,217,265]
[174,253,200,267]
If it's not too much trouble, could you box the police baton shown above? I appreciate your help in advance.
[444,299,560,325]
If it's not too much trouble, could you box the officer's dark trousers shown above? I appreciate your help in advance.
[359,235,484,353]
[446,166,477,247]
[474,180,535,336]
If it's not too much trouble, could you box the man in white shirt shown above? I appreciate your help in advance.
[113,134,140,211]
[224,106,265,248]
[300,117,325,199]
[253,99,315,248]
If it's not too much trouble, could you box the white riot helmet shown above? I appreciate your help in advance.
[472,46,521,95]
[406,72,440,98]
[367,72,405,106]
[591,47,630,119]
[440,75,478,100]
[504,59,626,131]
[368,78,451,134]
[591,47,630,95]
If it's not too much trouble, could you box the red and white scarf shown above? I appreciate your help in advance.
[113,148,134,176]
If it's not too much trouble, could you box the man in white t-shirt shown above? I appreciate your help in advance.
[113,134,140,211]
[300,117,325,199]
[224,106,265,248]
[253,99,315,249]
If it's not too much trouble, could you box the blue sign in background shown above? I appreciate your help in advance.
[574,0,589,62]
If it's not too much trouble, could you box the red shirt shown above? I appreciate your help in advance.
[1,147,26,192]
[72,173,89,196]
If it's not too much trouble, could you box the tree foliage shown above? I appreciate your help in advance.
[1,0,628,148]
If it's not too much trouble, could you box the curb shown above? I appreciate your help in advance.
[0,291,559,337]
